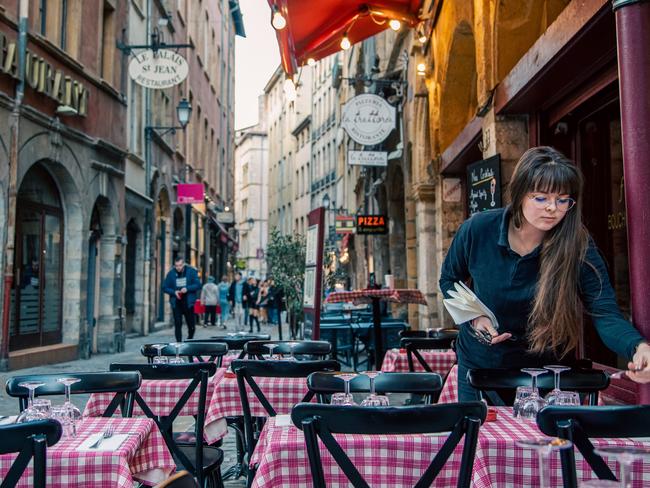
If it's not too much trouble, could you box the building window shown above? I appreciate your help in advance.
[38,0,47,35]
[100,1,116,83]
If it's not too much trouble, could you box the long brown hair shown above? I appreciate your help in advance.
[508,146,591,357]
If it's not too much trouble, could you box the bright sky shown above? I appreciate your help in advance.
[235,0,280,130]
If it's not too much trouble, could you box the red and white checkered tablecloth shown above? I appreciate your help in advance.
[381,348,457,374]
[326,289,427,305]
[438,363,459,403]
[250,408,650,487]
[84,367,227,443]
[205,374,311,425]
[0,417,175,488]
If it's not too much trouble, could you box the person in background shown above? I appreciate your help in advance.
[247,277,260,333]
[257,280,269,326]
[228,272,248,331]
[200,276,219,327]
[162,257,201,341]
[266,277,278,326]
[217,275,230,329]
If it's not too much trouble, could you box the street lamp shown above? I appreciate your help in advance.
[146,98,193,137]
[322,193,330,210]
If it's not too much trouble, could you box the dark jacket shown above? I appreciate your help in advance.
[162,265,201,308]
[228,279,250,305]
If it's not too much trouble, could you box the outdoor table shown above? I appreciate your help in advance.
[381,347,457,374]
[249,407,650,487]
[326,289,427,370]
[0,417,175,487]
[84,367,228,443]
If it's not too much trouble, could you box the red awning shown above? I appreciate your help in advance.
[269,0,422,76]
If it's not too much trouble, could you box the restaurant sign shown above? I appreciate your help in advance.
[340,94,395,146]
[177,183,204,204]
[348,150,388,167]
[0,32,89,116]
[128,49,189,89]
[356,214,389,235]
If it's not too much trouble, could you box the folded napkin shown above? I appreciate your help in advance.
[0,416,18,426]
[442,281,499,330]
[274,414,293,427]
[77,432,129,451]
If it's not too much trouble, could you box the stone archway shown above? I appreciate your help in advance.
[153,187,172,324]
[124,218,142,334]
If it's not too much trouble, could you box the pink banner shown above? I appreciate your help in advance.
[177,183,204,204]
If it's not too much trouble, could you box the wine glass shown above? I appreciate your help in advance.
[169,342,185,364]
[517,437,573,488]
[331,373,358,405]
[544,365,571,405]
[513,386,533,418]
[360,371,389,406]
[554,391,581,406]
[594,445,650,487]
[56,378,82,431]
[265,343,278,360]
[51,405,74,438]
[519,368,548,420]
[16,381,45,423]
[32,399,52,419]
[287,342,300,361]
[152,344,169,364]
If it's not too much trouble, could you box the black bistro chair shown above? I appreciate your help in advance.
[400,336,458,372]
[467,367,609,406]
[6,371,142,417]
[110,362,223,488]
[231,359,340,484]
[307,371,443,404]
[291,402,487,488]
[537,405,650,488]
[141,342,228,366]
[205,334,271,357]
[0,419,62,488]
[154,470,199,488]
[242,340,331,360]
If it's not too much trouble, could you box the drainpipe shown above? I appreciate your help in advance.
[1,0,29,371]
[142,0,152,336]
[612,0,650,404]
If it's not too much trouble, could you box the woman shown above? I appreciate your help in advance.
[247,278,260,333]
[439,146,650,401]
[217,275,231,329]
[258,280,269,325]
[200,276,219,326]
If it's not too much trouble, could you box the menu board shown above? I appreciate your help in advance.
[467,154,501,216]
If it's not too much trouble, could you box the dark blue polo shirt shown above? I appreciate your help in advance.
[439,207,644,370]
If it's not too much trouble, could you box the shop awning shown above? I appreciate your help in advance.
[269,0,422,76]
[210,215,239,252]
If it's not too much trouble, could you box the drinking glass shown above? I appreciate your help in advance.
[594,445,650,488]
[331,373,358,405]
[360,371,389,406]
[57,377,82,436]
[152,344,169,364]
[266,343,278,360]
[32,399,52,418]
[513,386,533,418]
[519,368,548,420]
[544,365,571,405]
[169,342,185,364]
[516,437,573,488]
[554,391,581,406]
[287,342,300,361]
[16,381,45,423]
[51,405,75,438]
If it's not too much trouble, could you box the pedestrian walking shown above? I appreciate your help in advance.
[162,257,201,342]
[200,276,219,327]
[266,278,278,326]
[217,275,230,329]
[257,280,269,325]
[247,277,260,333]
[228,272,248,331]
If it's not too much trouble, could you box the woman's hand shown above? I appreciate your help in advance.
[627,342,650,384]
[471,316,512,345]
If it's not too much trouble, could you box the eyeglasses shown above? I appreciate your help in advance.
[528,194,576,212]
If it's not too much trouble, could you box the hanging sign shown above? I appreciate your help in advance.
[335,216,355,234]
[340,94,396,145]
[467,154,501,216]
[128,49,189,89]
[177,183,204,204]
[348,150,388,167]
[356,214,389,235]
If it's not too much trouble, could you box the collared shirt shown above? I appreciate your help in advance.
[439,207,644,369]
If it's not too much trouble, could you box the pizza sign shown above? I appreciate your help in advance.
[356,214,389,235]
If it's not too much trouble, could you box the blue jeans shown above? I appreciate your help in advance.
[457,360,481,402]
[219,301,230,324]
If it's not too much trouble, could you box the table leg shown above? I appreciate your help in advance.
[372,297,383,371]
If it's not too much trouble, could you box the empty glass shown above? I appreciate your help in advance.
[57,377,82,436]
[152,344,169,364]
[594,445,650,487]
[169,342,185,364]
[513,386,533,418]
[287,342,300,361]
[32,399,52,418]
[360,371,389,406]
[331,373,357,406]
[16,381,45,423]
[517,437,573,488]
[544,365,572,405]
[519,368,548,420]
[266,343,278,360]
[554,391,581,406]
[51,405,74,438]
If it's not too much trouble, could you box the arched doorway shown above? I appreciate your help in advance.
[154,189,171,323]
[10,164,64,350]
[124,219,140,333]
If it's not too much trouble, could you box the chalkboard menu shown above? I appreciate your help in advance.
[467,154,501,216]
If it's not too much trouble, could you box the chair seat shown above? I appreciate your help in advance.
[173,445,224,472]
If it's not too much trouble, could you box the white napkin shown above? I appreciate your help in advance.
[274,414,293,427]
[77,433,129,451]
[442,282,499,330]
[0,416,17,426]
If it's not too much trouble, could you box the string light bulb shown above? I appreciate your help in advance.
[271,5,286,30]
[307,58,316,67]
[389,19,401,31]
[418,32,427,44]
[340,33,351,50]
[416,62,426,76]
